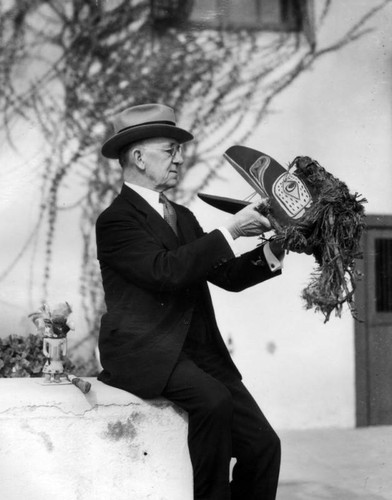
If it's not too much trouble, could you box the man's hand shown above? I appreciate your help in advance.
[225,201,271,239]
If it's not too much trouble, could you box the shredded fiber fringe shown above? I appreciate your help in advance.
[268,156,366,323]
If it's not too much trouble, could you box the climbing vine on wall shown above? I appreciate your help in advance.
[0,0,390,356]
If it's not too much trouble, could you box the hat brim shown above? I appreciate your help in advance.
[101,124,194,159]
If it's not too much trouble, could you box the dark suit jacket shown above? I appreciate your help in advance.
[96,184,280,398]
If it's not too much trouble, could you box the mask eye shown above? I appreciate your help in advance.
[285,181,297,193]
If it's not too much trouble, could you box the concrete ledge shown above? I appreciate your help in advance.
[0,378,192,500]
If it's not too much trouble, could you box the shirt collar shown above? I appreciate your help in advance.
[124,182,163,216]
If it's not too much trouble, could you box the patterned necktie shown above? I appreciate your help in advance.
[159,192,178,236]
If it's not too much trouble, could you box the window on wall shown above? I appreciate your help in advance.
[189,0,311,32]
[150,0,194,26]
[150,0,315,47]
[375,238,392,312]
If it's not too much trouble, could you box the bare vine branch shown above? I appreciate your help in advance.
[0,0,389,357]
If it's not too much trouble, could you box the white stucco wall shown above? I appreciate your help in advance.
[0,0,391,430]
[191,0,392,429]
[0,379,192,500]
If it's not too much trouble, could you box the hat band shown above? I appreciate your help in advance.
[117,120,175,134]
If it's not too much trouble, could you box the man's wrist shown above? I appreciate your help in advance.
[223,222,240,240]
[263,240,284,272]
[268,237,285,260]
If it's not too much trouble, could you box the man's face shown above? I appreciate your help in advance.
[140,137,184,191]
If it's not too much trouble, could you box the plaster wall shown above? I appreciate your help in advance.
[0,0,391,430]
[0,379,192,500]
[191,0,392,429]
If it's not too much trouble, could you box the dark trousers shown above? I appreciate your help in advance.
[162,346,281,500]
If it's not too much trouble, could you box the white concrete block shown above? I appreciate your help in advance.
[0,378,193,500]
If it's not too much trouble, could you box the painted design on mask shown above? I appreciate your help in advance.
[249,155,270,196]
[273,172,312,219]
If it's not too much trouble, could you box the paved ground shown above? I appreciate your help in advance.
[277,426,392,500]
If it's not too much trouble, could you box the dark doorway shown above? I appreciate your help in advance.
[355,215,392,426]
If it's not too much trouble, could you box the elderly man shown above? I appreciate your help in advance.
[96,103,283,500]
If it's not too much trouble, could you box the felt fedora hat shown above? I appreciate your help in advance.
[101,103,194,159]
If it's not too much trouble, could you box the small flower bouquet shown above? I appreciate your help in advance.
[29,302,74,338]
[29,302,75,382]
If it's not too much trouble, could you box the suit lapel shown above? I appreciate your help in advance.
[175,205,197,244]
[120,184,179,250]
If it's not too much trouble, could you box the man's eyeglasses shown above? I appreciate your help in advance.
[142,144,183,158]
